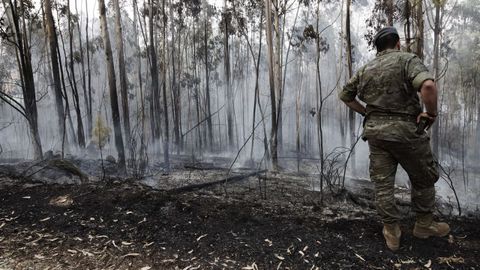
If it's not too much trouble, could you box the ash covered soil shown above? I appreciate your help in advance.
[0,171,479,270]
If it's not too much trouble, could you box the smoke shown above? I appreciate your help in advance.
[0,0,479,213]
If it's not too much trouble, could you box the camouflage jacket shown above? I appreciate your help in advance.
[339,49,434,142]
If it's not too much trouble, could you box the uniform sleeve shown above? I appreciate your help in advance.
[405,55,434,91]
[339,70,361,103]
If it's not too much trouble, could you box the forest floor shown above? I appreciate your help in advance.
[0,160,479,269]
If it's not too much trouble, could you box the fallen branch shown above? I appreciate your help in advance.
[347,191,375,209]
[183,163,227,171]
[169,170,266,194]
[346,189,411,209]
[182,105,224,138]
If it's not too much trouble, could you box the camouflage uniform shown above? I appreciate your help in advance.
[339,49,439,224]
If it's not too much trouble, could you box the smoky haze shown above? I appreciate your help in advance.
[0,0,479,213]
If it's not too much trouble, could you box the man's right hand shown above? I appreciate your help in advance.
[416,112,436,132]
[416,112,435,123]
[419,79,438,129]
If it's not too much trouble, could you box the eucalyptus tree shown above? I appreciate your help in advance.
[231,0,269,161]
[161,0,169,170]
[132,0,147,171]
[98,0,126,170]
[85,0,93,136]
[66,0,86,148]
[171,0,182,152]
[148,0,161,143]
[429,0,447,157]
[415,0,424,58]
[345,0,355,169]
[113,0,132,155]
[0,0,43,159]
[264,0,279,169]
[43,0,66,141]
[74,0,89,138]
[201,2,216,149]
[222,0,235,151]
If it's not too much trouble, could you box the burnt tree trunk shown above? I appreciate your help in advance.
[149,0,161,143]
[75,0,90,139]
[43,0,65,141]
[161,0,170,171]
[265,0,278,169]
[223,1,235,151]
[346,0,356,170]
[3,0,43,159]
[113,0,132,154]
[98,0,126,170]
[273,0,283,153]
[170,0,181,152]
[415,0,424,59]
[431,1,442,157]
[67,0,85,148]
[85,0,93,136]
[204,15,213,149]
[404,0,411,52]
[133,0,147,168]
[249,10,265,160]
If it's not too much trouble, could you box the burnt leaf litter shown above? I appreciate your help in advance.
[0,160,479,270]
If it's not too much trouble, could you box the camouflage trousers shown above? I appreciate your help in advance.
[368,138,439,224]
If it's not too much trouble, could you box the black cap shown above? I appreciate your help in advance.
[373,26,399,46]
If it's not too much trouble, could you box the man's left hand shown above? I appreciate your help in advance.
[416,112,436,130]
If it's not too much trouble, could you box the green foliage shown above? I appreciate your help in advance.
[289,25,329,54]
[73,51,82,63]
[364,0,398,48]
[303,25,318,40]
[432,0,447,8]
[92,115,111,149]
[219,10,236,36]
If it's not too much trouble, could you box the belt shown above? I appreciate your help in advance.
[367,114,417,122]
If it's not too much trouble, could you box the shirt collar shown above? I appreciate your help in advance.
[376,48,399,57]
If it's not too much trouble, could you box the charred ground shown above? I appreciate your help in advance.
[0,162,478,270]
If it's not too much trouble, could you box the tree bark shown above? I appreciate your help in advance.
[431,2,441,157]
[224,0,235,151]
[193,23,202,150]
[415,0,424,59]
[85,0,93,136]
[265,0,278,169]
[273,0,283,153]
[67,0,85,148]
[204,12,213,149]
[249,10,265,160]
[149,0,161,143]
[405,0,411,52]
[133,0,147,170]
[3,0,43,159]
[43,0,65,141]
[75,0,90,139]
[53,14,77,146]
[161,0,170,171]
[315,0,325,203]
[98,0,126,170]
[346,0,356,169]
[170,0,181,152]
[113,0,132,154]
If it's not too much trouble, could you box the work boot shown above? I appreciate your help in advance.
[413,218,450,239]
[383,223,401,251]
